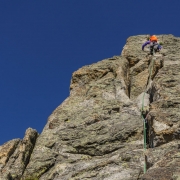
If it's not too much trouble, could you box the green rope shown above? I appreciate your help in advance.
[141,49,155,174]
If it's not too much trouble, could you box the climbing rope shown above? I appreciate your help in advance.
[141,49,156,174]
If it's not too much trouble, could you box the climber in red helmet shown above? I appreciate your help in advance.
[142,35,162,55]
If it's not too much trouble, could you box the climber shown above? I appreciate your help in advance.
[142,35,162,55]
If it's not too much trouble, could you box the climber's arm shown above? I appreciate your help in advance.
[142,41,150,51]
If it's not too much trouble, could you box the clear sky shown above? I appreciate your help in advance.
[0,1,180,145]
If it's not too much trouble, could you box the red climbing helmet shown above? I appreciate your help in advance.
[150,35,158,42]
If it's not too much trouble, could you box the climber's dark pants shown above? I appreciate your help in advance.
[150,47,160,55]
[150,42,159,55]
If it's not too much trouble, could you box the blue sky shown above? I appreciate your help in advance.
[0,1,180,145]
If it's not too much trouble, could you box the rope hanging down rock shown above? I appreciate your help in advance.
[141,49,156,174]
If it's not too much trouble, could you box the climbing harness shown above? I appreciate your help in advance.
[141,49,156,174]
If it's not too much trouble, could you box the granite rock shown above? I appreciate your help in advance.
[1,34,180,180]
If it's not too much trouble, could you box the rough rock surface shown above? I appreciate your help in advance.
[0,34,180,180]
[0,128,38,180]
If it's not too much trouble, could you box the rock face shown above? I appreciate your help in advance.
[0,34,180,180]
[0,128,38,180]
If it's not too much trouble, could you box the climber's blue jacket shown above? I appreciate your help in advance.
[142,41,162,51]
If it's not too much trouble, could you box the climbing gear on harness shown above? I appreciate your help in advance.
[150,41,159,55]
